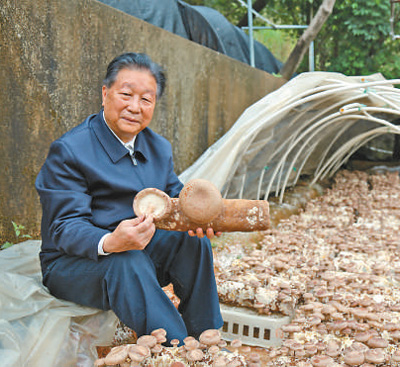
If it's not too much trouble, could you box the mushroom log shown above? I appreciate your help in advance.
[133,179,270,232]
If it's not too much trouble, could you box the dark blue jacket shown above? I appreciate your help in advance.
[36,111,183,271]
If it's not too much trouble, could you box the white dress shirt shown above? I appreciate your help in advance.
[98,112,137,256]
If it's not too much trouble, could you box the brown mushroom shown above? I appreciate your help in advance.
[213,356,227,367]
[218,340,228,349]
[280,324,301,338]
[151,328,167,344]
[183,336,196,344]
[246,352,261,363]
[325,340,341,358]
[179,178,223,224]
[170,362,185,367]
[354,330,377,343]
[137,334,158,349]
[208,345,220,356]
[186,348,204,362]
[104,345,129,366]
[93,358,106,366]
[310,355,335,367]
[366,336,388,349]
[170,338,180,348]
[241,346,251,354]
[199,329,222,346]
[304,344,318,357]
[230,339,242,352]
[127,344,151,364]
[151,343,163,356]
[390,350,400,363]
[184,339,200,351]
[364,348,386,364]
[343,350,365,366]
[349,341,369,354]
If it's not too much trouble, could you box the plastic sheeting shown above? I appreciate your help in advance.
[0,240,118,367]
[179,72,400,202]
[97,0,284,74]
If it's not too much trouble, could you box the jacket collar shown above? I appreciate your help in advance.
[91,110,148,163]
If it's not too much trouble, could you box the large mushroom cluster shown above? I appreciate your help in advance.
[96,329,258,366]
[215,169,400,366]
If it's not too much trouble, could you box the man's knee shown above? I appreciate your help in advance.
[104,250,156,281]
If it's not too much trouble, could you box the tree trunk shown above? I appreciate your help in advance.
[237,0,269,28]
[279,0,336,80]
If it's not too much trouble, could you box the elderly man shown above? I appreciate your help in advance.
[35,52,223,343]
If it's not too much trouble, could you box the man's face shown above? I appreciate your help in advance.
[102,68,158,143]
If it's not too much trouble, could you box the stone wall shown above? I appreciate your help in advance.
[0,0,285,242]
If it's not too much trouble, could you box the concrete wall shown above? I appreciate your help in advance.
[0,0,285,242]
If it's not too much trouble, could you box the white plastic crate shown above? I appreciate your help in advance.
[219,304,291,347]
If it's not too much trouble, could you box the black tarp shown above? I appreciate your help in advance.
[97,0,283,74]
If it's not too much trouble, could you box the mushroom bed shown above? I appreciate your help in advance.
[214,169,400,366]
[100,169,400,366]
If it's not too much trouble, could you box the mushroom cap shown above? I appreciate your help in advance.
[343,350,365,366]
[137,335,158,349]
[280,324,302,333]
[247,352,261,363]
[310,355,335,367]
[151,344,163,354]
[364,348,386,364]
[391,350,400,362]
[170,362,185,367]
[183,336,196,344]
[208,345,220,355]
[133,188,172,220]
[93,358,106,366]
[170,338,180,347]
[390,330,400,340]
[104,345,129,365]
[230,339,242,348]
[151,328,167,343]
[184,339,200,351]
[186,348,204,362]
[218,340,228,348]
[213,356,227,367]
[199,329,222,346]
[305,345,318,357]
[241,346,252,353]
[354,331,374,343]
[349,341,369,354]
[127,344,151,362]
[246,363,261,367]
[367,336,388,349]
[226,360,243,367]
[179,179,223,224]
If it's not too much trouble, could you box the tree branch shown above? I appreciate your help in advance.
[237,0,269,28]
[279,0,336,80]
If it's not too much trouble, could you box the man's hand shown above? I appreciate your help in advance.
[103,215,155,253]
[188,227,222,239]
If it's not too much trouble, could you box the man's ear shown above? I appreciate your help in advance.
[101,85,107,107]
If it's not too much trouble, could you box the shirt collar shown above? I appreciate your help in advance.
[102,111,136,155]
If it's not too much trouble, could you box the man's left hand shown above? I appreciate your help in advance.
[188,227,222,239]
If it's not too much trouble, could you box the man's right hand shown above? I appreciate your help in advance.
[103,215,155,253]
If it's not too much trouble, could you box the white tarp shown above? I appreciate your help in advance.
[0,240,118,367]
[180,72,400,203]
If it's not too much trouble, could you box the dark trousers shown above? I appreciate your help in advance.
[42,230,223,343]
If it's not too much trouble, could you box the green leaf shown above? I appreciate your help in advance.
[1,242,14,250]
